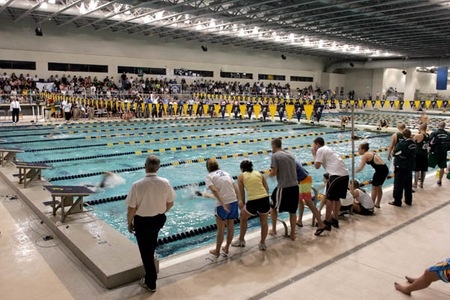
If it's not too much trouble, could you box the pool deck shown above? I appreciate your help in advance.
[1,114,450,299]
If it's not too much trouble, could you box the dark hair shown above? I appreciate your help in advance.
[206,158,219,172]
[240,160,253,172]
[314,137,325,146]
[359,142,369,151]
[403,128,412,138]
[323,173,329,180]
[350,179,360,189]
[271,138,282,148]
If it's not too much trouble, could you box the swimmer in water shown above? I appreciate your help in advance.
[45,127,60,138]
[85,172,115,190]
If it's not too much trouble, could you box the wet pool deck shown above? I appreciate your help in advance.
[1,113,450,299]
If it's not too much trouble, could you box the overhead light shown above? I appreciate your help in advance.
[48,0,56,4]
[201,45,208,52]
[196,23,202,30]
[238,28,245,36]
[88,0,98,11]
[155,11,164,20]
[252,27,258,35]
[402,70,407,75]
[35,27,43,36]
[79,3,87,14]
[209,20,215,28]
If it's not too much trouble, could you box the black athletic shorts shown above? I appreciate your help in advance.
[271,185,299,214]
[245,196,270,216]
[326,175,349,201]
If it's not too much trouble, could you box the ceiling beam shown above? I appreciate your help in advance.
[0,0,15,14]
[49,0,85,18]
[14,1,43,22]
[59,1,116,27]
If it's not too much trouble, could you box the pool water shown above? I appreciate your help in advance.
[0,117,395,257]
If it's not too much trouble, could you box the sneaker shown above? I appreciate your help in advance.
[258,242,267,251]
[139,278,156,292]
[331,218,339,228]
[231,239,246,247]
[323,220,332,231]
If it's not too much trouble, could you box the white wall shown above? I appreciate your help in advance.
[343,69,373,99]
[327,73,346,93]
[0,15,324,90]
[383,68,406,93]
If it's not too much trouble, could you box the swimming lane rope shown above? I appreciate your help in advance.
[26,126,315,153]
[0,123,283,145]
[46,130,335,181]
[32,130,332,164]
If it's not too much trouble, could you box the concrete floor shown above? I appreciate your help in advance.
[1,116,450,299]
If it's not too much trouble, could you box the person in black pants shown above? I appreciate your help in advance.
[10,98,21,124]
[126,155,175,292]
[390,129,416,207]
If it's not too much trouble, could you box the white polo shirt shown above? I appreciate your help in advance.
[126,173,175,217]
[10,100,21,110]
[315,145,349,176]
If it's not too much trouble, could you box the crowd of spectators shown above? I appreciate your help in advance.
[1,71,326,101]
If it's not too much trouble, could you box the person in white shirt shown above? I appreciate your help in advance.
[9,98,21,124]
[126,155,175,292]
[349,180,374,215]
[204,158,241,257]
[312,137,349,233]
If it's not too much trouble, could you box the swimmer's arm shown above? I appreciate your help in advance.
[355,154,367,173]
[127,206,137,233]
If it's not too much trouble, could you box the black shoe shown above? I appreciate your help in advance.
[388,201,402,207]
[323,220,332,231]
[331,218,339,228]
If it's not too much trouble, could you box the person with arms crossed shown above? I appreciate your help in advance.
[126,155,175,293]
[389,129,416,207]
[312,137,349,233]
[268,138,299,241]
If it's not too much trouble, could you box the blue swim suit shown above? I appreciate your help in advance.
[215,201,238,220]
[429,258,450,283]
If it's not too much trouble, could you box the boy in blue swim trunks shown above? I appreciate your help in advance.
[205,158,241,257]
[394,258,450,295]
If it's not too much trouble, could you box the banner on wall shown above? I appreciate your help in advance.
[436,67,448,90]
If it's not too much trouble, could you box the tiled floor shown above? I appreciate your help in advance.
[1,117,450,299]
[2,172,449,300]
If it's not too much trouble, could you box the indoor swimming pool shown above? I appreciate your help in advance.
[0,117,395,257]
